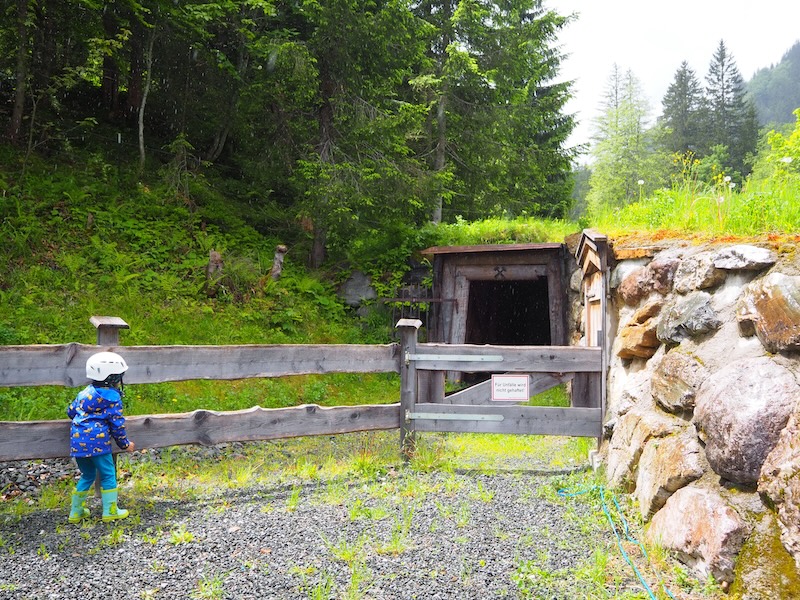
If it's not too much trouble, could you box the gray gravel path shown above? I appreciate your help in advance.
[0,453,633,599]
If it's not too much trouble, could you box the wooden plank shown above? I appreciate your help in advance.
[411,344,601,373]
[571,372,601,408]
[0,403,403,461]
[546,252,566,345]
[0,343,400,387]
[454,265,548,281]
[409,403,602,437]
[442,372,574,405]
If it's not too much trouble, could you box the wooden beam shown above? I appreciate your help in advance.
[409,403,602,437]
[410,344,601,373]
[454,264,548,281]
[0,404,403,461]
[0,343,400,387]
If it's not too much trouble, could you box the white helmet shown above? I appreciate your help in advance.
[86,351,129,382]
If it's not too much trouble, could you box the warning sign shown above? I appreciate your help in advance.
[491,374,529,402]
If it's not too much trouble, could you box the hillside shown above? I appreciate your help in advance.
[748,41,800,126]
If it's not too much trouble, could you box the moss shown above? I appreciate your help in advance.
[730,513,800,598]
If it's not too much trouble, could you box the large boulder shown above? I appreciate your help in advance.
[693,357,798,485]
[634,429,706,519]
[713,245,777,271]
[338,271,377,307]
[736,272,800,352]
[657,292,722,344]
[605,402,683,490]
[603,363,654,438]
[759,400,800,568]
[674,252,727,294]
[650,349,709,414]
[646,485,751,585]
[617,258,679,306]
[616,300,664,359]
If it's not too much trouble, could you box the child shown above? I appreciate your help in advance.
[67,351,136,523]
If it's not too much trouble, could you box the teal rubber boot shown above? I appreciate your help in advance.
[68,490,90,524]
[101,488,129,522]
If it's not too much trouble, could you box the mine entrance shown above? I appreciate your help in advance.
[465,279,552,346]
[462,278,552,385]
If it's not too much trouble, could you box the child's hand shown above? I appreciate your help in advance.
[126,441,136,453]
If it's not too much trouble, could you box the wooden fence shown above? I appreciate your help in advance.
[0,318,603,462]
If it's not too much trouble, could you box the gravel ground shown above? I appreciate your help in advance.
[0,448,636,600]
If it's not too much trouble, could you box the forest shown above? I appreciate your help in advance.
[2,0,580,269]
[3,2,800,258]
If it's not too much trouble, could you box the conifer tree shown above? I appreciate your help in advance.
[703,40,757,178]
[661,61,704,154]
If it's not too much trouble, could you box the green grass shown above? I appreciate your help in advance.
[594,178,800,237]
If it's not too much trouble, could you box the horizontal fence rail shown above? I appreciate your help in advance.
[408,404,603,437]
[0,404,402,462]
[0,343,401,387]
[408,344,602,373]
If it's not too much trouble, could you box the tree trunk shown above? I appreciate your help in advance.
[6,0,30,146]
[101,4,120,117]
[430,0,451,225]
[432,92,447,224]
[126,17,145,121]
[138,25,155,175]
[310,63,336,269]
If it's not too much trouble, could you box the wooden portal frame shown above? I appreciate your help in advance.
[422,243,568,347]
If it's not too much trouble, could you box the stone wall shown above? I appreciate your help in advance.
[583,239,800,594]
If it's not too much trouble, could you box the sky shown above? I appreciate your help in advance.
[550,0,800,151]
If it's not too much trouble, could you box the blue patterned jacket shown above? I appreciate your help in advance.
[67,385,131,458]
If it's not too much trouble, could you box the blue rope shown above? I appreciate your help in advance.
[557,485,676,600]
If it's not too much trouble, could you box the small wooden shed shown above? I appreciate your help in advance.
[421,243,571,380]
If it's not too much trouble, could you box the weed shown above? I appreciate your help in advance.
[36,543,50,559]
[469,480,494,502]
[190,572,226,600]
[140,528,161,544]
[151,561,166,573]
[318,480,348,506]
[347,498,389,521]
[455,502,470,528]
[410,437,454,473]
[104,526,126,546]
[375,505,414,556]
[306,572,335,600]
[286,485,302,512]
[321,532,368,564]
[341,562,373,600]
[168,524,195,544]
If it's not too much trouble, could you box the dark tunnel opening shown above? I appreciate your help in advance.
[463,278,551,384]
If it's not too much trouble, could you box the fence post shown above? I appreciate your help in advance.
[89,316,129,496]
[397,318,421,460]
[90,316,129,346]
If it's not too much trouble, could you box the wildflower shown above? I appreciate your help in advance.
[637,180,644,186]
[781,156,793,164]
[717,196,725,204]
[723,175,732,183]
[729,182,736,190]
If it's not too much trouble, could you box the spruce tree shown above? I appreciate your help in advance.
[661,61,704,154]
[703,40,756,178]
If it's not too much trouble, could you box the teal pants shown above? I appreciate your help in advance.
[75,454,117,492]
